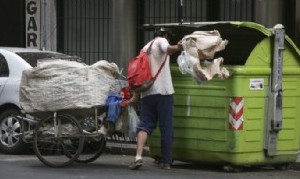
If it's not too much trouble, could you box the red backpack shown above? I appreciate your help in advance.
[127,40,167,92]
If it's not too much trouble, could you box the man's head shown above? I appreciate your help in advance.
[154,27,169,38]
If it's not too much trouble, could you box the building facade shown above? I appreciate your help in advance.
[0,0,299,68]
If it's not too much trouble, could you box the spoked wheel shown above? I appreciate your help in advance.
[33,113,84,167]
[74,111,107,163]
[75,135,106,163]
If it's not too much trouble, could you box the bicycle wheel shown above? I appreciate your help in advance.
[75,135,106,163]
[33,113,84,167]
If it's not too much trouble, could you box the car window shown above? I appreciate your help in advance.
[0,53,9,77]
[16,52,81,67]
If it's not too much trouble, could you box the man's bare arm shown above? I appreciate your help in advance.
[167,45,180,55]
[167,41,183,55]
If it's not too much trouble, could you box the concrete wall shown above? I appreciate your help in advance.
[111,0,137,75]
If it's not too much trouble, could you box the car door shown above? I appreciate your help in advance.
[0,53,9,97]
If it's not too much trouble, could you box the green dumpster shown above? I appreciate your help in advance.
[146,22,300,170]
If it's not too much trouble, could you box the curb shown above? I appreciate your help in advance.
[105,142,150,156]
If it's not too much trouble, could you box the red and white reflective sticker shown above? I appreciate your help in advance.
[228,97,244,130]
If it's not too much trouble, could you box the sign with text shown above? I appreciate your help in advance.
[26,0,40,49]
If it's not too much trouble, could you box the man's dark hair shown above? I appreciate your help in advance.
[154,27,169,37]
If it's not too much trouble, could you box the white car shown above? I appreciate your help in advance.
[0,47,81,154]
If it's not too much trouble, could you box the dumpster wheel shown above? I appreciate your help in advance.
[273,163,291,170]
[222,165,243,172]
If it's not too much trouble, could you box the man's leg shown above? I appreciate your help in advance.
[129,95,157,170]
[136,130,148,159]
[129,130,148,170]
[158,95,173,168]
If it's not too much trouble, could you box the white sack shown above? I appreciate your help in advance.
[178,30,230,83]
[182,30,228,60]
[20,59,119,113]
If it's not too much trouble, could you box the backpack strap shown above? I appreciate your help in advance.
[153,54,167,79]
[147,39,168,80]
[146,40,155,54]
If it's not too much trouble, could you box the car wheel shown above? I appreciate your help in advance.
[0,108,29,154]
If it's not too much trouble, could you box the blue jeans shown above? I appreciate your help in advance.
[137,94,173,164]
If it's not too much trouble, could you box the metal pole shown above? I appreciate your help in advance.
[178,0,184,23]
[40,0,57,51]
[265,24,285,156]
[40,0,46,50]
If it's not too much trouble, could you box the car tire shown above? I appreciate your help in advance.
[0,108,30,154]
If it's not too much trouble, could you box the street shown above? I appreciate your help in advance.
[0,151,299,179]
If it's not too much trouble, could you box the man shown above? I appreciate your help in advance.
[129,27,182,170]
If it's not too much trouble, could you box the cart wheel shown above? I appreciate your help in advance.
[223,165,243,172]
[33,113,84,167]
[75,135,106,163]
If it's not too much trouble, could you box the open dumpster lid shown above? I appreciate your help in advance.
[142,21,272,36]
[142,21,300,65]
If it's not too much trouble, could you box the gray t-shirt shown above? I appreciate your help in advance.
[140,37,175,98]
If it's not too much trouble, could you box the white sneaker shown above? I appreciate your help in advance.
[98,126,107,135]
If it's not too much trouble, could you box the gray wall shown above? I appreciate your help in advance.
[111,0,137,75]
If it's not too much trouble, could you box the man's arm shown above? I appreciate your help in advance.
[167,41,183,55]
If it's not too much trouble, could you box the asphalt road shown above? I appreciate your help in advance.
[0,151,300,179]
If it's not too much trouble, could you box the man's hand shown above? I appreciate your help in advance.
[177,40,183,51]
[167,41,183,55]
[120,91,139,107]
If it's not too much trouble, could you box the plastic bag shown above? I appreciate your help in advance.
[177,51,198,75]
[177,51,205,83]
[106,93,123,124]
[115,107,129,133]
[128,105,139,139]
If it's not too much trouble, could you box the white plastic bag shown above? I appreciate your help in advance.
[127,105,139,139]
[177,51,198,75]
[115,108,129,133]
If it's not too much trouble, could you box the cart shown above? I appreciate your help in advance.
[16,59,133,167]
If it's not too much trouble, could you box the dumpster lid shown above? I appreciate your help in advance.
[142,21,272,36]
[142,21,300,65]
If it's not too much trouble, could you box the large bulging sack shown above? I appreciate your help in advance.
[181,30,228,60]
[20,59,119,113]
